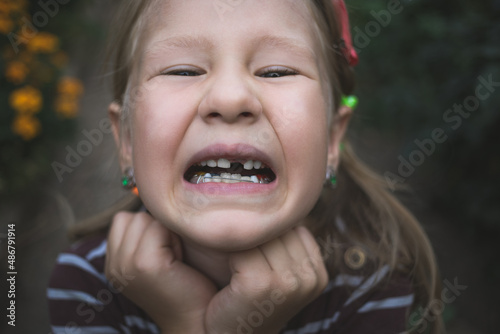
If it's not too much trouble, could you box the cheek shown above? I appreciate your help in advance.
[130,88,194,185]
[269,83,329,209]
[274,84,330,171]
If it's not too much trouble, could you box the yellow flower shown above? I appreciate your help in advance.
[0,0,27,14]
[12,115,41,141]
[0,14,13,34]
[14,0,28,12]
[58,77,84,97]
[55,96,79,118]
[5,61,29,84]
[0,3,9,13]
[27,32,59,53]
[9,86,43,114]
[0,0,28,34]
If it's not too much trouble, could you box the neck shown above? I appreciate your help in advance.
[181,237,232,288]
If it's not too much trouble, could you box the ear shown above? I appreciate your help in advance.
[327,105,352,169]
[109,101,133,170]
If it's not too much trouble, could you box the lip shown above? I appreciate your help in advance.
[182,143,279,195]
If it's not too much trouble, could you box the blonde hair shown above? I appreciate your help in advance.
[71,1,443,332]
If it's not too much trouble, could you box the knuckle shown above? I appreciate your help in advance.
[280,270,301,292]
[132,252,157,274]
[242,274,279,298]
[300,271,317,288]
[112,211,154,227]
[112,211,133,223]
[284,263,323,293]
[135,211,153,221]
[254,274,274,290]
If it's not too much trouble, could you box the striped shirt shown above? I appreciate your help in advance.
[48,234,414,333]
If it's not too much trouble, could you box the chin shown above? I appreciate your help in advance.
[175,209,293,252]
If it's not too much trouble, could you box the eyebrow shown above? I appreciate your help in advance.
[143,35,215,59]
[255,35,315,60]
[143,34,314,61]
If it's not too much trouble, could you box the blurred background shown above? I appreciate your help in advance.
[0,0,498,333]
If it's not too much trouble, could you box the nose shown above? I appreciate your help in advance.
[198,66,262,124]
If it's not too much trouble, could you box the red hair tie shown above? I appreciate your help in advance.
[332,0,359,66]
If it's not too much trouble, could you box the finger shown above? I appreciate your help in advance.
[135,220,180,268]
[296,226,329,287]
[295,226,322,263]
[107,211,133,255]
[280,228,310,264]
[259,236,294,273]
[229,247,270,277]
[118,212,154,260]
[106,211,135,276]
[277,228,320,288]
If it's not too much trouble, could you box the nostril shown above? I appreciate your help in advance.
[203,110,255,121]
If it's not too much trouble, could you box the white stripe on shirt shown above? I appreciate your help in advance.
[52,326,120,334]
[344,265,390,306]
[47,288,103,305]
[358,293,414,313]
[335,216,347,234]
[124,315,160,334]
[283,312,340,334]
[323,273,365,294]
[119,324,132,334]
[57,253,107,283]
[86,240,107,261]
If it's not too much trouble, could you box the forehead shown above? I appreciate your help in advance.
[140,0,319,59]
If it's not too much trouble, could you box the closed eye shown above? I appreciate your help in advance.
[258,67,299,78]
[160,66,298,78]
[161,66,205,76]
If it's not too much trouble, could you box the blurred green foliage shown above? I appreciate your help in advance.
[348,0,500,232]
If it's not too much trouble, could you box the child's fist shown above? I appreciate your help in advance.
[105,212,217,333]
[205,226,328,334]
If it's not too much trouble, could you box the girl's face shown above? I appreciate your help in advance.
[117,0,339,251]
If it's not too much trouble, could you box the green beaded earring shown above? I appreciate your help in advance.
[325,143,345,188]
[121,167,136,189]
[325,166,337,188]
[121,167,139,196]
[341,95,358,109]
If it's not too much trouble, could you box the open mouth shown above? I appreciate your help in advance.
[184,158,276,184]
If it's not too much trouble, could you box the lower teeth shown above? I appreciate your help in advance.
[190,172,270,184]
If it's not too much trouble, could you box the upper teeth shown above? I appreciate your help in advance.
[198,158,265,170]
